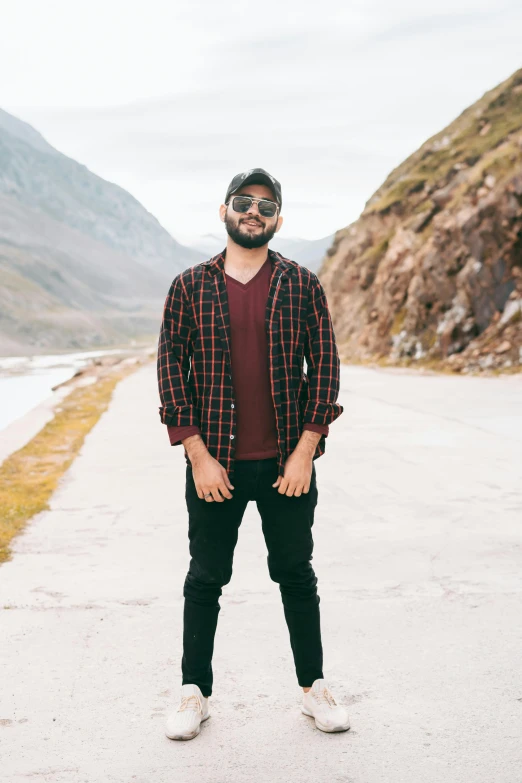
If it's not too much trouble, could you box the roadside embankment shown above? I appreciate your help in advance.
[0,346,156,564]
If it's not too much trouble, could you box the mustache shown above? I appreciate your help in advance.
[240,217,264,226]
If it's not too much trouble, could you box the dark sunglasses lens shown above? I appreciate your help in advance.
[231,196,277,217]
[258,200,277,217]
[232,197,251,213]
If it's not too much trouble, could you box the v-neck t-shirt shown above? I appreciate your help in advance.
[223,255,279,459]
[167,255,329,458]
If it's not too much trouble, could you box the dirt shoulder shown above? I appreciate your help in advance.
[0,347,156,564]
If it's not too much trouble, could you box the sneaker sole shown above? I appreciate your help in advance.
[301,707,350,733]
[165,712,211,741]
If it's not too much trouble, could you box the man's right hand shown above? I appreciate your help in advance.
[182,434,234,502]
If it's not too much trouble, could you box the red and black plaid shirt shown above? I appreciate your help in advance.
[157,248,343,480]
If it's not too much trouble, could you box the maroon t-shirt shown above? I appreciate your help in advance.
[167,255,328,456]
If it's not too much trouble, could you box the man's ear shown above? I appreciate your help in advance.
[219,203,227,222]
[275,214,283,234]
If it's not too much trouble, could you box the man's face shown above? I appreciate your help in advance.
[220,183,283,249]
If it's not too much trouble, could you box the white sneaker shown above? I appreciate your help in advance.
[165,684,210,740]
[302,678,351,733]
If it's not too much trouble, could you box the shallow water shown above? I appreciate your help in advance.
[0,348,132,432]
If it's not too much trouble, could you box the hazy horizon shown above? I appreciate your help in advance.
[3,0,522,241]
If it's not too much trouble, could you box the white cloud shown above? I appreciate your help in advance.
[2,0,522,240]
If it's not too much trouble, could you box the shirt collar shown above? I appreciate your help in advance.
[203,247,293,277]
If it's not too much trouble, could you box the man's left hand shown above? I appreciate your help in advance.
[272,449,313,496]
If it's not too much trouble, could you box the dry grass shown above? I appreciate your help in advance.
[0,364,140,565]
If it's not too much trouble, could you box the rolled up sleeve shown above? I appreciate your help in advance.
[302,274,343,428]
[157,274,200,430]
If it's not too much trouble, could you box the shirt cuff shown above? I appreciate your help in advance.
[167,425,201,446]
[303,422,329,437]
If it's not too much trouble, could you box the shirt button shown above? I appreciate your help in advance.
[230,434,235,439]
[231,403,235,408]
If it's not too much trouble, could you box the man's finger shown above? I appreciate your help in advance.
[219,482,234,500]
[211,486,224,502]
[200,486,215,502]
[286,482,298,497]
[278,477,289,494]
[199,486,214,501]
[222,471,235,490]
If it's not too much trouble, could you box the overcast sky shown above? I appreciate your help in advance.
[2,0,521,242]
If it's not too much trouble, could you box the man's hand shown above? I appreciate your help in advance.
[272,430,320,496]
[183,434,234,502]
[193,454,235,502]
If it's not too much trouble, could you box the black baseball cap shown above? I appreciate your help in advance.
[225,168,282,208]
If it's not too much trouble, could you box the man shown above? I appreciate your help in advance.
[157,168,349,740]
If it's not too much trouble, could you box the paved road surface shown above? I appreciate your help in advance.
[1,363,521,783]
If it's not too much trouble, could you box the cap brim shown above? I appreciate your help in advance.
[229,174,280,204]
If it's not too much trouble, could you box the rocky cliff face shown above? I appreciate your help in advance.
[320,69,522,373]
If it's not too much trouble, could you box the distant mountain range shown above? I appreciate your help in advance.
[0,108,204,356]
[187,232,334,272]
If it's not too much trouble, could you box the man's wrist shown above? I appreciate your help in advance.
[183,433,209,463]
[303,422,329,437]
[294,429,322,458]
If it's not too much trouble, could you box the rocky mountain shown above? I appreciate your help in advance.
[188,231,334,272]
[320,69,522,373]
[0,108,204,356]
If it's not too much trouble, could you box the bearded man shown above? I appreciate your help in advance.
[157,168,349,740]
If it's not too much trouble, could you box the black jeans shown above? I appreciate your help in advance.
[182,457,324,697]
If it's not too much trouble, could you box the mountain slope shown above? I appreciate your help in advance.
[188,232,335,272]
[270,234,335,272]
[0,108,204,355]
[320,69,522,373]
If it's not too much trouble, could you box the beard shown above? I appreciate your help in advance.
[224,212,278,249]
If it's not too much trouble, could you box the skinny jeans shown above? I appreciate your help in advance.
[182,456,324,697]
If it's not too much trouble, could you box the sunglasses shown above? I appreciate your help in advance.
[227,195,279,218]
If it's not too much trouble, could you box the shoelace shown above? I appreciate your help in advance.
[311,687,337,707]
[178,694,202,713]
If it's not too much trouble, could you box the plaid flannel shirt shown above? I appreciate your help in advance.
[157,248,343,481]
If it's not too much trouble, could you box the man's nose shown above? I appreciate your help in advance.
[246,200,260,215]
